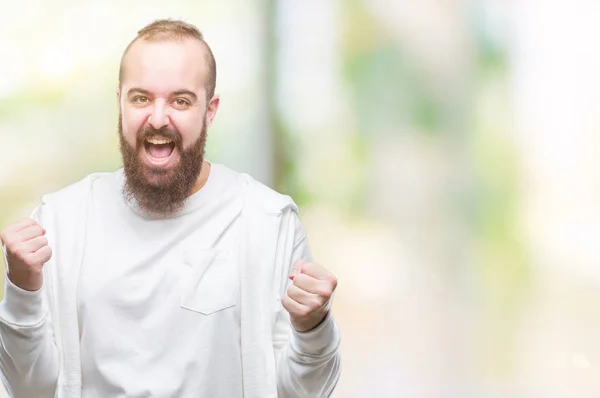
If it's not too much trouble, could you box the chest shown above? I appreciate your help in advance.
[78,200,243,327]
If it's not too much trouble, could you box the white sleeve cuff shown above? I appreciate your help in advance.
[291,313,340,357]
[0,275,47,327]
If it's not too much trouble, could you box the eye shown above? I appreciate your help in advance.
[173,98,190,108]
[133,96,149,104]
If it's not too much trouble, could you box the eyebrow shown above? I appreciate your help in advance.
[172,90,198,102]
[126,88,198,102]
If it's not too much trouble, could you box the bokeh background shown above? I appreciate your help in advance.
[2,0,600,396]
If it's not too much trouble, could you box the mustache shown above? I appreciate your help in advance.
[136,125,183,149]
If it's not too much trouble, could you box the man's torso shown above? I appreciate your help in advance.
[77,164,246,397]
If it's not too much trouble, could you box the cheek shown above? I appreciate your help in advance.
[121,113,146,145]
[176,115,206,147]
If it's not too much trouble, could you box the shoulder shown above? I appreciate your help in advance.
[215,163,299,215]
[41,170,119,208]
[245,175,298,215]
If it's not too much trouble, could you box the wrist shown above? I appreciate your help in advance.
[7,270,43,292]
[291,310,329,333]
[0,273,47,327]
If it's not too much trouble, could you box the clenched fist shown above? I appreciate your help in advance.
[282,260,338,332]
[1,219,52,291]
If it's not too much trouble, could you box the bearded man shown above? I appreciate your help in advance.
[0,19,340,398]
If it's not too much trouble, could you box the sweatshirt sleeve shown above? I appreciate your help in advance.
[0,205,60,398]
[272,210,341,397]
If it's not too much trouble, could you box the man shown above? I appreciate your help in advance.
[0,19,340,398]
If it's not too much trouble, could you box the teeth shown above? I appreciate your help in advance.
[147,154,170,162]
[146,138,173,145]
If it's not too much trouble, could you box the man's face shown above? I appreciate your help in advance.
[117,38,218,215]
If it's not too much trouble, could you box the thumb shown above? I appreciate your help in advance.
[288,259,305,280]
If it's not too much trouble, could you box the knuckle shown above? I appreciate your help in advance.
[14,247,28,260]
[39,248,52,263]
[281,297,294,313]
[310,299,323,310]
[2,232,15,246]
[290,282,301,294]
[319,289,332,300]
[297,308,310,318]
[328,276,338,290]
[3,239,15,252]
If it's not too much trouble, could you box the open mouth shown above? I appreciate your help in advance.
[144,137,176,164]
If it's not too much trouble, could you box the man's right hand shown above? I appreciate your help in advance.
[1,219,52,291]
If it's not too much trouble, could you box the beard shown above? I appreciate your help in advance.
[118,114,207,217]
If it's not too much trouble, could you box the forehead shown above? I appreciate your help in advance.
[121,38,208,96]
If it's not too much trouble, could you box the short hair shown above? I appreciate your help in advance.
[119,19,217,100]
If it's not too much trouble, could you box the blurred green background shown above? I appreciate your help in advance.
[2,1,600,396]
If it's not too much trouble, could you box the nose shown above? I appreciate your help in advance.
[148,101,170,130]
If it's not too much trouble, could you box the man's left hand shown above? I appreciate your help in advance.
[282,259,338,332]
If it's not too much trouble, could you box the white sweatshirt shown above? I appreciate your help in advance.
[0,163,341,397]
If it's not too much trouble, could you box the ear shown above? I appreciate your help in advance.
[116,87,122,113]
[206,95,220,127]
